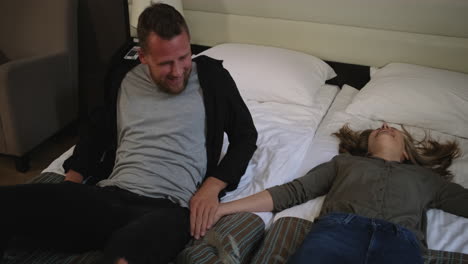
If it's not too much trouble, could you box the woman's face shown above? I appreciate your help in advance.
[368,123,408,161]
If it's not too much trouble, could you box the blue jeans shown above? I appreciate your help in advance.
[288,213,423,264]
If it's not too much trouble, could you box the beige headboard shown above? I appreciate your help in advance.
[181,0,468,73]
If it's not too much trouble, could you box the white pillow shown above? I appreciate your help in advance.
[197,43,336,107]
[345,63,468,138]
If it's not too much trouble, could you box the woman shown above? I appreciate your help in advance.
[210,123,468,264]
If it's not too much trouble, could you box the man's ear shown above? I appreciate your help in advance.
[138,48,147,64]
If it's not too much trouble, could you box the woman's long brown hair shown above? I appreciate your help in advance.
[332,124,461,181]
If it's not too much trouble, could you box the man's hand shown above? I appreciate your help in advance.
[190,177,227,239]
[64,169,84,183]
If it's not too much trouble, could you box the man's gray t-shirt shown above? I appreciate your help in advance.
[98,63,207,208]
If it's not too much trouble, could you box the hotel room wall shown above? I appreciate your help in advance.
[180,0,468,73]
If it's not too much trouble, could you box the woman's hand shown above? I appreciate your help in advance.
[207,190,275,233]
[209,204,227,229]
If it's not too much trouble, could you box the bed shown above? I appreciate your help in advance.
[178,50,468,264]
[5,45,466,264]
[254,69,468,263]
[4,0,468,263]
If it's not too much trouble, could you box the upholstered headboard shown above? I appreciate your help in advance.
[181,0,468,74]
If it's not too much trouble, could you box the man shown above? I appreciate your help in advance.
[0,3,257,264]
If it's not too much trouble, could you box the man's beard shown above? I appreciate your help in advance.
[154,70,190,94]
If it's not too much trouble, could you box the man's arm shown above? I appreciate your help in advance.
[190,58,258,239]
[210,66,258,192]
[194,55,258,192]
[62,105,115,184]
[62,52,136,183]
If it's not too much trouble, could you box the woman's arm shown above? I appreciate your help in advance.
[193,190,272,239]
[205,190,273,234]
[202,156,339,237]
[217,190,274,217]
[433,182,468,218]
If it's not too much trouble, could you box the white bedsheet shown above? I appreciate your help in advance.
[274,85,468,254]
[42,146,74,175]
[220,85,339,225]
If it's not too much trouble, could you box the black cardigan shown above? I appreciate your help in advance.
[63,55,258,194]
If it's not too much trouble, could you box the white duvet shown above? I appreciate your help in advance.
[274,85,468,254]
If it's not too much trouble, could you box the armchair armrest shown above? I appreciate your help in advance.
[0,52,78,156]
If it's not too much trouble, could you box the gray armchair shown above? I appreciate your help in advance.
[0,0,78,171]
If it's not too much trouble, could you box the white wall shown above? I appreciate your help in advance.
[127,0,468,72]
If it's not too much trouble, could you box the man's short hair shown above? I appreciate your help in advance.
[137,3,190,51]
